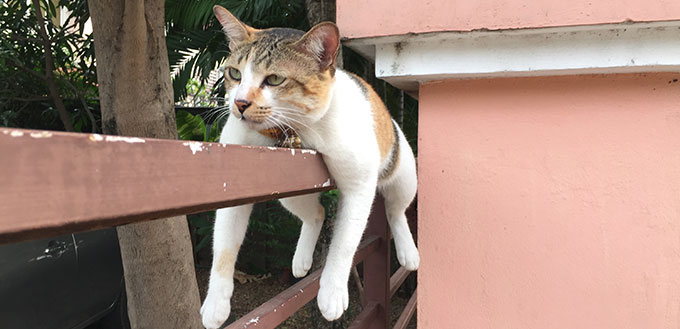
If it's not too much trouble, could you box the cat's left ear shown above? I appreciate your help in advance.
[213,5,256,50]
[293,22,340,70]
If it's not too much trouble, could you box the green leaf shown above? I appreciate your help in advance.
[176,110,207,141]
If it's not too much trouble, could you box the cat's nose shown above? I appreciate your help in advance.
[234,99,251,114]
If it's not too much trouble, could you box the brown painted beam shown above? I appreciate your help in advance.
[347,302,380,329]
[0,128,335,244]
[392,289,417,329]
[362,195,390,329]
[225,235,380,329]
[389,266,410,298]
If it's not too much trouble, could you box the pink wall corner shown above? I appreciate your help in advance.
[417,73,680,329]
[337,0,680,39]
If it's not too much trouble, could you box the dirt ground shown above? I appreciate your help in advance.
[195,266,417,329]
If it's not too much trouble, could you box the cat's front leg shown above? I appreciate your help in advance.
[280,193,325,278]
[317,184,377,321]
[201,204,253,329]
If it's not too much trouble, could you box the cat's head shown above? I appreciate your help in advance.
[214,5,339,131]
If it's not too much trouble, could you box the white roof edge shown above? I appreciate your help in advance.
[342,20,680,94]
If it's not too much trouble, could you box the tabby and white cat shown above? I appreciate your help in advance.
[201,6,419,328]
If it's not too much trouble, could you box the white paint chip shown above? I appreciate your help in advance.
[89,134,104,142]
[291,149,296,156]
[105,136,145,144]
[322,179,331,187]
[183,141,204,155]
[10,131,24,137]
[29,131,53,138]
[300,149,317,155]
[245,316,260,325]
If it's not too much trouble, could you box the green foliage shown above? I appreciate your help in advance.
[177,78,219,107]
[0,0,99,132]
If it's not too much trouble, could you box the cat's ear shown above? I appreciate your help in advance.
[293,22,340,70]
[213,5,256,50]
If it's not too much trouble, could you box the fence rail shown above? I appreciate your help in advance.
[0,128,334,244]
[0,127,416,328]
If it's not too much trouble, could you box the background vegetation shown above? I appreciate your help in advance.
[1,0,418,276]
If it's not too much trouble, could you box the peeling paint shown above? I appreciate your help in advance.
[245,316,260,326]
[267,147,277,150]
[29,131,53,138]
[300,149,317,155]
[183,141,204,155]
[223,182,228,192]
[89,134,104,142]
[291,149,296,156]
[105,136,145,143]
[322,179,332,187]
[10,130,24,137]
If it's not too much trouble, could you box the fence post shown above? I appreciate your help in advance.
[362,193,390,329]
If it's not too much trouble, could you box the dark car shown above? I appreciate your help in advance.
[0,228,130,329]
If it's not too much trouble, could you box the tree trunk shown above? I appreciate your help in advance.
[87,1,203,328]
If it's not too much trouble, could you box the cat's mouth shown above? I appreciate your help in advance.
[240,113,273,130]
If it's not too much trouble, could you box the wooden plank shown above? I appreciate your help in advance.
[0,128,335,244]
[347,302,380,329]
[362,195,390,329]
[225,235,380,328]
[389,266,410,298]
[226,268,322,329]
[392,289,417,329]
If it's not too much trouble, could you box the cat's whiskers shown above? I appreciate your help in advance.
[203,104,231,125]
[271,108,322,143]
[264,116,294,143]
[270,111,303,134]
[214,106,233,126]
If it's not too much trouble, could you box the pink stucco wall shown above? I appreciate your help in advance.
[337,0,680,39]
[418,73,680,328]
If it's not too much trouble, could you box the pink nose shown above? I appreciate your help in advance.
[234,99,251,114]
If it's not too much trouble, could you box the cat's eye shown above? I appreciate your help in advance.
[227,67,241,81]
[264,74,285,86]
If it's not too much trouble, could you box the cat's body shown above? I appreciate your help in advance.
[201,6,419,328]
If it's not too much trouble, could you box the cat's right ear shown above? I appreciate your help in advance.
[293,22,340,71]
[213,5,256,50]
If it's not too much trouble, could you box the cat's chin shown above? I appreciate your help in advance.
[242,119,271,131]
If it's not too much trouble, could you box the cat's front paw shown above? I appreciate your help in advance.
[317,282,349,321]
[201,289,232,329]
[397,245,420,271]
[292,251,313,278]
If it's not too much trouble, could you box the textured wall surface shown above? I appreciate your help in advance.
[417,73,680,328]
[337,0,680,38]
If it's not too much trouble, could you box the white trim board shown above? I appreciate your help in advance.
[342,21,680,93]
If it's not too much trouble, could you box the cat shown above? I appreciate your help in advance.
[201,5,420,328]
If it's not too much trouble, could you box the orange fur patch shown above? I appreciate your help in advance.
[216,250,237,276]
[359,78,394,161]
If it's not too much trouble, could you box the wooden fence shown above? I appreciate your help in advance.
[0,127,416,328]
